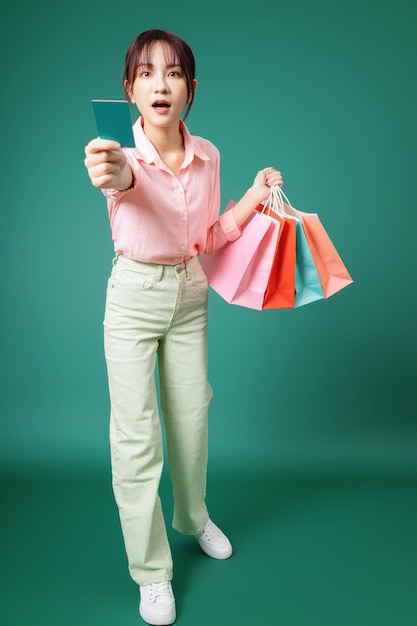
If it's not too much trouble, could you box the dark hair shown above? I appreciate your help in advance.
[123,29,196,120]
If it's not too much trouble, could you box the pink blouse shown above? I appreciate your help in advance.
[102,118,241,265]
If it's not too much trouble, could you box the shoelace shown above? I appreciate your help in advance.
[147,582,173,604]
[201,520,225,542]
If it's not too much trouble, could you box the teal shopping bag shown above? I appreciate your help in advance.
[294,220,324,307]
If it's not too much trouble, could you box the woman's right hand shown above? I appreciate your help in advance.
[84,138,133,190]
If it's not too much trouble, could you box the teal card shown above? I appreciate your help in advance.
[91,99,135,147]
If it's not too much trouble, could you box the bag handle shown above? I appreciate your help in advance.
[271,185,303,220]
[259,186,282,216]
[260,185,302,221]
[267,185,300,221]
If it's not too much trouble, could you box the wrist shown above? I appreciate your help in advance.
[116,164,133,191]
[244,186,265,207]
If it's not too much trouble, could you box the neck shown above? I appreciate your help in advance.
[143,119,184,154]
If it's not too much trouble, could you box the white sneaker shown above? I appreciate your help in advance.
[139,581,176,625]
[196,519,233,559]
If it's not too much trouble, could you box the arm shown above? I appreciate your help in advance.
[205,167,284,254]
[84,137,133,191]
[231,167,283,228]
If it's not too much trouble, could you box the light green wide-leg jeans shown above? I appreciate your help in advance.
[103,254,212,586]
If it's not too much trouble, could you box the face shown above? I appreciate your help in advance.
[125,42,194,130]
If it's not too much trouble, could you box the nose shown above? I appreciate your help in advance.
[154,72,169,93]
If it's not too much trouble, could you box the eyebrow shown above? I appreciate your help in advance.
[137,62,182,70]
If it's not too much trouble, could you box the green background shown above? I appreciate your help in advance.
[1,0,416,625]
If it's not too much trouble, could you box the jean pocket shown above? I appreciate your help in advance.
[111,267,156,290]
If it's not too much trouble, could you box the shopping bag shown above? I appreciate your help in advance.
[294,220,325,307]
[274,187,353,298]
[257,206,296,309]
[200,201,282,310]
[258,189,323,309]
[300,215,353,297]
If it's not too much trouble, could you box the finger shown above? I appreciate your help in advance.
[267,170,282,180]
[269,176,283,186]
[84,148,125,171]
[94,161,122,178]
[265,169,281,179]
[85,137,122,155]
[90,174,118,189]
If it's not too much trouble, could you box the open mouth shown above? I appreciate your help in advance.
[152,101,171,108]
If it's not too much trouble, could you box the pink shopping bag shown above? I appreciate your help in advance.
[200,201,281,310]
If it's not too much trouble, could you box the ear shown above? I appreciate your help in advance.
[124,79,135,103]
[189,79,198,102]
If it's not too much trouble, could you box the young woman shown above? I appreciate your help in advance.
[84,29,283,626]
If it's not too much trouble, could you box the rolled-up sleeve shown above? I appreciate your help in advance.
[219,208,241,241]
[204,203,241,254]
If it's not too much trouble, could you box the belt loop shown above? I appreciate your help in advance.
[112,252,121,266]
[156,265,164,282]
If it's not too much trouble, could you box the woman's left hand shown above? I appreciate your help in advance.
[250,167,284,204]
[230,166,284,228]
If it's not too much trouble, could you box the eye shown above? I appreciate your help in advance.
[139,71,151,77]
[168,70,182,78]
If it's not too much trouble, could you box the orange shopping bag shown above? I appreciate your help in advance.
[255,189,297,309]
[258,209,297,309]
[299,215,353,297]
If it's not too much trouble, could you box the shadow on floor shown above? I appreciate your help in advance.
[1,463,416,626]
